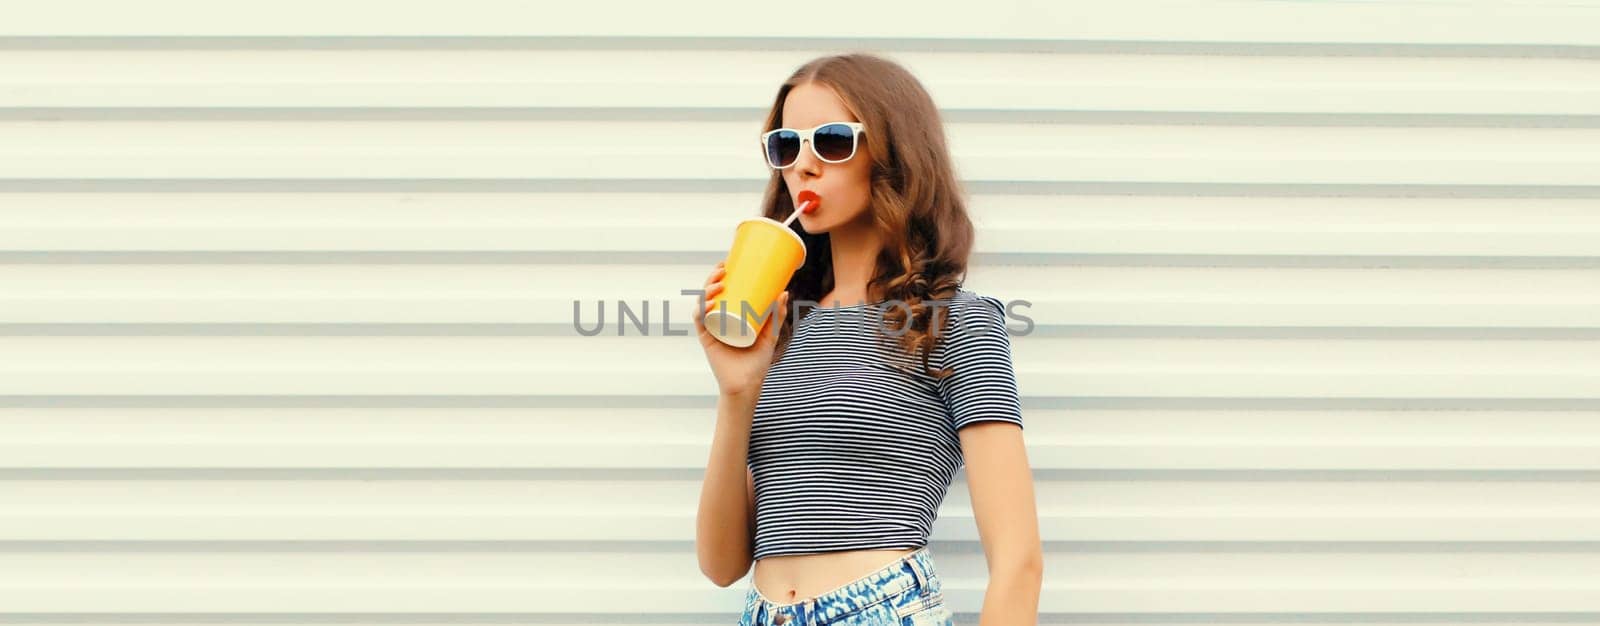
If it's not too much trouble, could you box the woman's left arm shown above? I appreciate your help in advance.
[961,420,1043,625]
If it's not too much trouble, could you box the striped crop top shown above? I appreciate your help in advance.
[747,288,1024,560]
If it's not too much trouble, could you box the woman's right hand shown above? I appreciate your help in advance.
[692,260,790,398]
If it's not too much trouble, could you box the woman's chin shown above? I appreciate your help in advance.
[798,216,830,234]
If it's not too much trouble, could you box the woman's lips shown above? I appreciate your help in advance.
[796,189,821,214]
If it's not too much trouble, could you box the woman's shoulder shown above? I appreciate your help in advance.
[921,287,1014,380]
[928,287,1009,345]
[936,287,1006,320]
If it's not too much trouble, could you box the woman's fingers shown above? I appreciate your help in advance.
[764,292,789,343]
[702,286,723,317]
[701,261,724,308]
[701,266,726,298]
[693,263,726,339]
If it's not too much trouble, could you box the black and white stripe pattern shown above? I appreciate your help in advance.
[747,288,1023,560]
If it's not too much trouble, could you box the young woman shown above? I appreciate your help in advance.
[693,53,1043,625]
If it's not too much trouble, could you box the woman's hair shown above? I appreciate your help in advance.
[760,52,975,379]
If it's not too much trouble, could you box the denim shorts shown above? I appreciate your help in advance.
[737,546,954,626]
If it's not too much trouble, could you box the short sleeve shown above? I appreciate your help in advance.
[935,295,1024,431]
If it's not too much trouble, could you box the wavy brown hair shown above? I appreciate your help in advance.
[761,52,975,380]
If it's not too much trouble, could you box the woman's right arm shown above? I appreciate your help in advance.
[696,389,759,586]
[689,260,790,586]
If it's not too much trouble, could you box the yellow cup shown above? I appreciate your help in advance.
[705,217,807,348]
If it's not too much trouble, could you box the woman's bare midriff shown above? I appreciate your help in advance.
[753,547,920,604]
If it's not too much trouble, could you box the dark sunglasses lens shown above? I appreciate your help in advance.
[766,130,800,167]
[813,124,856,161]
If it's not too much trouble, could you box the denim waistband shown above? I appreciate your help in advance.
[742,546,940,626]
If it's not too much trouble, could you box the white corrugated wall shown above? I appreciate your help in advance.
[2,0,1598,623]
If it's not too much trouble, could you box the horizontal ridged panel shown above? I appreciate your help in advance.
[0,265,1596,326]
[2,121,1597,185]
[2,51,1597,116]
[2,194,1598,256]
[0,551,1598,612]
[4,0,1599,46]
[0,335,1596,397]
[4,408,1599,470]
[4,0,1599,622]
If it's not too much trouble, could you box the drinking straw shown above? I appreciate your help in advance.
[781,189,821,228]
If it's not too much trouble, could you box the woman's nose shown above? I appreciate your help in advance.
[792,139,820,175]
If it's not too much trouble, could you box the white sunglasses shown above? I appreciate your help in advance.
[759,121,866,169]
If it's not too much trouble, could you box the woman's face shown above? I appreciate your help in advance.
[778,82,873,234]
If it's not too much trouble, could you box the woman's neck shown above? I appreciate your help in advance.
[824,219,884,307]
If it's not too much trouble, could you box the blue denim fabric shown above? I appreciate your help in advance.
[737,546,955,626]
